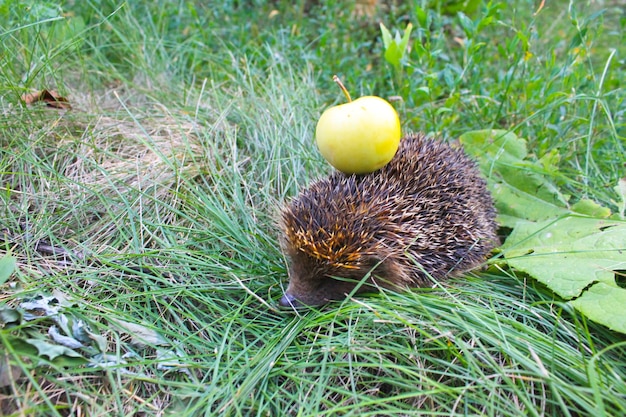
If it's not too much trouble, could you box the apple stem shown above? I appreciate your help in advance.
[333,75,352,103]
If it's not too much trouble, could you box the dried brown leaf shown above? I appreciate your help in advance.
[21,89,72,110]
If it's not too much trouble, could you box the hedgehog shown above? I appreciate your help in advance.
[278,133,498,308]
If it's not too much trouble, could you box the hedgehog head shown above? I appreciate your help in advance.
[278,207,410,308]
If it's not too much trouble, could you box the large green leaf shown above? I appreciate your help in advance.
[462,129,626,334]
[460,129,571,227]
[501,216,626,298]
[500,215,626,333]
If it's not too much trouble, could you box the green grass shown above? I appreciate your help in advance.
[1,0,625,415]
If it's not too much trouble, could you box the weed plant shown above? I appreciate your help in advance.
[1,0,625,416]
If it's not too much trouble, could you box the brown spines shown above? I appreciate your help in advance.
[280,187,380,269]
[283,224,366,269]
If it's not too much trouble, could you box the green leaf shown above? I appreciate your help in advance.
[571,199,611,218]
[460,129,527,168]
[441,65,458,89]
[538,148,561,172]
[415,86,430,98]
[0,255,16,285]
[398,23,413,57]
[457,12,474,37]
[0,306,21,325]
[460,129,570,227]
[501,215,626,300]
[569,28,588,51]
[380,22,413,69]
[439,0,482,16]
[465,128,626,334]
[87,328,108,353]
[569,283,626,334]
[501,215,626,333]
[25,338,84,361]
[384,42,402,69]
[379,22,392,50]
[415,6,427,27]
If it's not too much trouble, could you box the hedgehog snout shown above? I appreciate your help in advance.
[278,292,302,309]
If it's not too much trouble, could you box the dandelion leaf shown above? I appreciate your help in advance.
[0,306,21,326]
[25,338,84,361]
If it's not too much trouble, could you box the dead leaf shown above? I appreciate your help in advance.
[21,89,72,110]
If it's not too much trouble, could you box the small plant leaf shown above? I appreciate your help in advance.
[83,326,108,353]
[25,338,84,361]
[20,295,62,321]
[440,0,482,16]
[415,6,427,27]
[571,199,611,218]
[0,255,16,285]
[48,326,85,349]
[0,306,22,326]
[380,22,392,50]
[398,23,413,56]
[457,12,475,37]
[538,148,560,172]
[380,22,412,69]
[384,42,402,69]
[156,347,192,375]
[568,28,588,51]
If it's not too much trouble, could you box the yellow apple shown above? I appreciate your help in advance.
[315,77,401,175]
